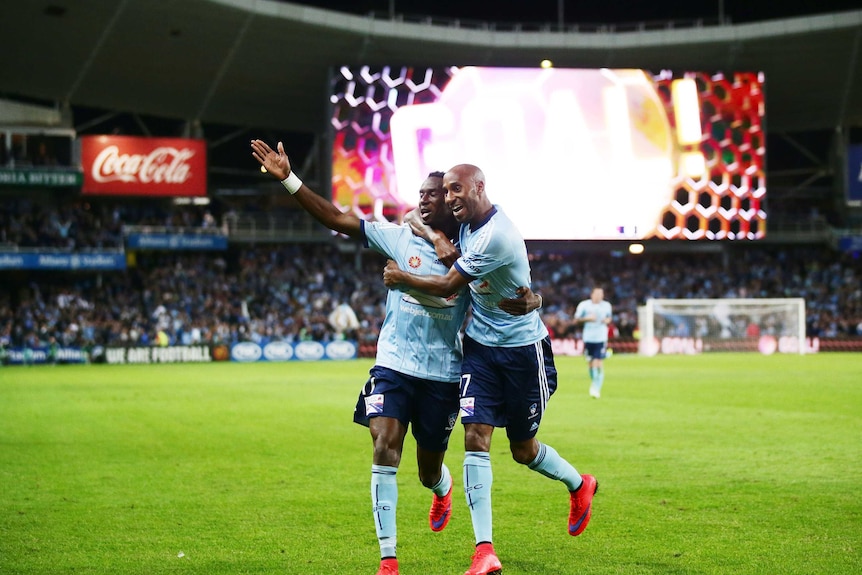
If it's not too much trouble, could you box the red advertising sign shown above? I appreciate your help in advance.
[80,135,207,196]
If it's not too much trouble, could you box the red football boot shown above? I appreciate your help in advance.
[464,543,502,575]
[568,474,598,536]
[429,485,452,532]
[375,557,399,575]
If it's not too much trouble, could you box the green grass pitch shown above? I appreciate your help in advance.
[1,353,860,574]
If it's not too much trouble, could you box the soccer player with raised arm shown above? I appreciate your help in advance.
[383,163,598,575]
[574,287,613,398]
[250,142,540,575]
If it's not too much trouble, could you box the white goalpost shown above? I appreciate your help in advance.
[638,298,807,355]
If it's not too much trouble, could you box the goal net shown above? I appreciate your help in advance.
[637,298,806,355]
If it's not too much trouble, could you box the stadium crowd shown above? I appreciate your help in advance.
[2,242,860,355]
[529,246,862,341]
[0,198,225,250]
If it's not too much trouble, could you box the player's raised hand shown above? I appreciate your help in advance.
[251,139,291,181]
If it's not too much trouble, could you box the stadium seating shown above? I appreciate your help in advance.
[2,242,860,358]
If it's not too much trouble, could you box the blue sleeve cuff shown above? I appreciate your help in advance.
[360,220,369,248]
[453,260,475,281]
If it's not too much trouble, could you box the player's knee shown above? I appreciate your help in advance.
[463,426,491,452]
[417,469,438,489]
[371,437,402,467]
[372,444,401,467]
[509,440,538,465]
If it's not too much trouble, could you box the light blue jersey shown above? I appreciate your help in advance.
[452,206,548,347]
[362,220,469,381]
[575,299,613,343]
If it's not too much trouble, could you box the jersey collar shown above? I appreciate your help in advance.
[469,205,497,233]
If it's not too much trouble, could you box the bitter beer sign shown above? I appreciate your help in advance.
[80,135,207,196]
[0,168,82,187]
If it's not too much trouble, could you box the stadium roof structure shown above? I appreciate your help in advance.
[1,0,861,137]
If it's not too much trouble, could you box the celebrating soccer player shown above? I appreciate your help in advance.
[383,163,598,575]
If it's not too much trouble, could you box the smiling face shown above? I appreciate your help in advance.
[443,164,490,226]
[418,175,450,229]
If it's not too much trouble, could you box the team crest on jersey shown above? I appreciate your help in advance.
[408,255,421,268]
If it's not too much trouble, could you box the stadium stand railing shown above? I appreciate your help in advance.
[365,12,726,33]
[221,212,331,243]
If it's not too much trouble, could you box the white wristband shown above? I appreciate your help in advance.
[537,294,543,309]
[281,171,303,194]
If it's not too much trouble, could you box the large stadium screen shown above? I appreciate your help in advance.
[328,66,766,240]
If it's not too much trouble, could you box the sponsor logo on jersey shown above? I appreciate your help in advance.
[470,279,493,294]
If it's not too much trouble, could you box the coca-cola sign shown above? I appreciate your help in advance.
[80,135,207,196]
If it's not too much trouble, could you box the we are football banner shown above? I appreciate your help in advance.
[80,135,207,196]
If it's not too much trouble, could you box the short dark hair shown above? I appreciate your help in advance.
[428,171,445,179]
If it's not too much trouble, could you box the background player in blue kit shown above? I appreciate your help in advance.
[383,163,598,575]
[250,141,540,575]
[574,287,613,398]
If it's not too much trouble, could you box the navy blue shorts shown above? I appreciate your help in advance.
[458,335,558,442]
[353,365,459,452]
[584,341,608,360]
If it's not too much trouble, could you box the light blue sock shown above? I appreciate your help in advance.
[528,442,582,492]
[371,464,398,559]
[464,451,493,544]
[431,463,452,497]
[595,366,604,391]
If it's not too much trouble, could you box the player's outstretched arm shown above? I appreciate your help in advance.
[498,286,542,316]
[382,259,468,297]
[251,139,361,237]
